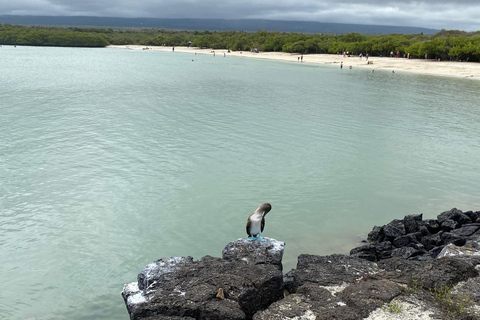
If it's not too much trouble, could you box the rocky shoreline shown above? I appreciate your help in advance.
[122,208,480,319]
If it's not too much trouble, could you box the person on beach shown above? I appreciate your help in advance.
[301,55,303,62]
[340,62,343,69]
[298,57,300,62]
[172,47,174,52]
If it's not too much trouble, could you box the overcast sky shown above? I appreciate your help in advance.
[1,0,479,31]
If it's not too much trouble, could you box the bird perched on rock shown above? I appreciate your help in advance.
[246,203,271,241]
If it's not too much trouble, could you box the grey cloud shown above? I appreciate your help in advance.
[1,0,479,31]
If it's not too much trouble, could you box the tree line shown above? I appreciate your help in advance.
[0,25,109,47]
[1,24,480,62]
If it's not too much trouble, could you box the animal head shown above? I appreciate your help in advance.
[257,203,272,217]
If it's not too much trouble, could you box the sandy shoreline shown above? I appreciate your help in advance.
[109,45,480,81]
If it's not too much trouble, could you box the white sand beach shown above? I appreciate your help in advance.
[109,45,480,81]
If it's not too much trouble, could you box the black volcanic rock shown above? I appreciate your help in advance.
[423,219,441,234]
[122,239,285,320]
[452,224,480,237]
[340,278,404,318]
[404,213,423,234]
[222,238,284,270]
[351,208,480,261]
[383,219,406,241]
[292,254,379,291]
[441,219,457,232]
[367,225,384,242]
[420,233,442,251]
[392,234,419,248]
[137,257,194,291]
[437,208,472,226]
[349,243,377,261]
[124,208,480,320]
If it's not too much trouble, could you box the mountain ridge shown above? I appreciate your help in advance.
[0,15,439,35]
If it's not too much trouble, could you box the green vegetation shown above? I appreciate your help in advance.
[409,278,473,319]
[0,25,108,47]
[409,278,425,293]
[1,24,480,62]
[431,284,472,319]
[382,301,403,313]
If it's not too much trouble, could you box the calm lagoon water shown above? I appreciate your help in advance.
[1,46,480,319]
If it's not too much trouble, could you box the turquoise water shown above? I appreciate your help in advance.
[1,46,480,319]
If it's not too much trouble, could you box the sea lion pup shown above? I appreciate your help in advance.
[246,203,272,241]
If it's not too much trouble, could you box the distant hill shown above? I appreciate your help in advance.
[0,15,439,35]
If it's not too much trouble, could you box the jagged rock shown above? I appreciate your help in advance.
[375,241,393,260]
[466,211,480,223]
[367,226,384,242]
[441,218,457,231]
[463,211,478,222]
[412,257,478,290]
[222,237,285,270]
[378,255,479,292]
[407,243,427,257]
[138,316,195,320]
[350,241,393,261]
[350,243,377,261]
[436,241,480,258]
[122,239,285,320]
[438,208,472,226]
[283,269,296,294]
[341,278,404,318]
[252,293,319,320]
[404,213,423,234]
[124,209,480,320]
[392,234,419,248]
[392,246,421,259]
[440,231,467,246]
[420,233,442,251]
[452,224,480,237]
[418,225,431,237]
[383,219,406,242]
[429,245,446,258]
[137,257,194,290]
[354,209,480,263]
[253,289,360,320]
[256,256,378,320]
[423,219,441,234]
[292,254,379,291]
